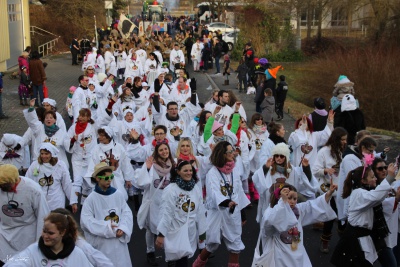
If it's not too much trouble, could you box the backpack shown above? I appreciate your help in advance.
[221,40,229,53]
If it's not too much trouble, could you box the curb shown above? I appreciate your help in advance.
[204,73,220,91]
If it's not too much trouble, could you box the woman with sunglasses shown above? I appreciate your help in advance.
[252,143,317,223]
[112,83,137,120]
[312,127,348,253]
[247,113,270,204]
[155,160,206,267]
[288,110,334,167]
[84,126,134,201]
[258,122,287,168]
[81,162,133,267]
[371,158,399,267]
[136,142,176,266]
[193,141,250,267]
[25,143,73,212]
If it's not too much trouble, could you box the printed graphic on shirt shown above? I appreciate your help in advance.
[2,200,24,217]
[43,137,57,147]
[38,174,54,187]
[80,135,93,145]
[153,177,170,189]
[220,180,233,197]
[104,209,120,224]
[215,113,227,125]
[176,193,195,212]
[101,152,120,171]
[3,147,20,159]
[255,139,262,150]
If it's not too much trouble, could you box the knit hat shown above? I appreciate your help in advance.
[271,143,291,161]
[211,120,223,133]
[334,75,354,88]
[43,98,57,107]
[341,94,357,112]
[97,73,107,82]
[69,86,77,92]
[0,164,19,185]
[92,162,115,178]
[253,58,259,64]
[259,58,268,65]
[39,143,59,157]
[162,62,169,67]
[314,97,326,110]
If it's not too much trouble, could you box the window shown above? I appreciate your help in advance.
[8,3,22,22]
[300,8,320,27]
[331,7,347,27]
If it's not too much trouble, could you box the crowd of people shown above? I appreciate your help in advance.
[0,16,399,267]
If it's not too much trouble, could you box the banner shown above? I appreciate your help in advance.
[118,14,137,39]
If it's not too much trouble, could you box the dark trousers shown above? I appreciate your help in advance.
[167,256,188,267]
[276,101,284,118]
[322,197,338,240]
[215,56,221,73]
[238,77,246,91]
[71,49,78,64]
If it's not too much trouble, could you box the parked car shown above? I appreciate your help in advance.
[205,22,239,33]
[222,31,239,51]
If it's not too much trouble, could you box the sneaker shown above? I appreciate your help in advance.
[320,240,329,253]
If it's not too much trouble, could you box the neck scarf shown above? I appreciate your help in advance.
[153,159,172,177]
[94,183,117,195]
[213,135,227,144]
[122,95,134,103]
[276,165,286,174]
[38,236,75,260]
[75,122,88,135]
[44,124,59,137]
[175,176,196,191]
[166,113,180,121]
[152,138,169,147]
[178,153,196,163]
[217,160,235,174]
[269,133,286,145]
[253,124,267,135]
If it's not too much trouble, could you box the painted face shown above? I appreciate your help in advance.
[167,105,179,118]
[276,126,286,138]
[341,135,348,149]
[274,154,286,165]
[364,169,377,188]
[375,162,388,181]
[287,191,298,209]
[180,141,191,156]
[154,130,166,141]
[124,112,134,122]
[40,150,52,163]
[225,145,235,162]
[42,221,65,249]
[178,164,193,181]
[78,114,90,123]
[43,103,52,111]
[96,171,113,190]
[158,144,170,160]
[44,114,56,127]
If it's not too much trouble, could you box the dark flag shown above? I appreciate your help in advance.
[118,14,137,39]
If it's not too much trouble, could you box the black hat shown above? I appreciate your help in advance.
[245,42,252,46]
[314,97,326,110]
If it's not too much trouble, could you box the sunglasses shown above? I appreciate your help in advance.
[97,174,114,181]
[87,69,94,71]
[376,166,388,171]
[255,118,263,121]
[226,150,235,154]
[274,154,286,159]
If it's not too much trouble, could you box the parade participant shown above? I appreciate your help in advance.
[188,110,212,152]
[312,127,348,252]
[71,75,90,120]
[206,90,246,125]
[81,162,133,267]
[331,164,397,267]
[104,46,114,73]
[135,43,148,69]
[308,97,328,131]
[114,46,127,80]
[192,141,250,267]
[254,183,337,267]
[82,47,97,71]
[160,62,170,75]
[168,76,193,110]
[153,45,164,65]
[124,52,143,79]
[86,65,97,82]
[252,143,318,223]
[0,133,29,170]
[191,38,204,72]
[135,143,176,266]
[95,50,105,74]
[170,43,185,72]
[156,160,206,267]
[112,83,136,120]
[0,164,50,262]
[24,99,69,167]
[288,110,334,167]
[42,98,66,132]
[25,143,73,212]
[145,52,161,86]
[84,126,134,200]
[5,212,93,266]
[152,78,201,142]
[258,122,287,166]
[204,89,219,110]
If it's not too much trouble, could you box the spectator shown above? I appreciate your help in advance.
[18,51,30,75]
[260,88,275,123]
[243,42,255,84]
[0,72,8,119]
[275,75,288,121]
[235,59,248,93]
[213,38,223,75]
[70,36,80,65]
[29,51,47,107]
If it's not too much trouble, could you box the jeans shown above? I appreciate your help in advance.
[32,84,44,106]
[215,56,221,73]
[321,197,338,240]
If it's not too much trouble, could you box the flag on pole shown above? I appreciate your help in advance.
[118,14,137,39]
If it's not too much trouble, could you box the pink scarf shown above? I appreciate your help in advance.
[217,161,235,174]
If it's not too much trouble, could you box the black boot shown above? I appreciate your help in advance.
[19,97,23,106]
[134,194,141,212]
[23,98,28,106]
[147,252,159,266]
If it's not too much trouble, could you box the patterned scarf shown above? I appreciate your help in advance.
[217,161,235,174]
[175,176,196,191]
[153,159,172,177]
[44,124,60,137]
[253,124,267,135]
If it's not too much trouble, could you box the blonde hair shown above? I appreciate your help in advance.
[0,164,19,184]
[175,138,199,166]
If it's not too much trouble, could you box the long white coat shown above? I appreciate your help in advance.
[191,42,204,62]
[0,177,50,260]
[81,190,133,267]
[258,195,336,267]
[4,243,93,267]
[25,160,72,211]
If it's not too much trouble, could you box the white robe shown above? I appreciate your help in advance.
[252,166,318,223]
[135,49,147,69]
[157,183,206,260]
[4,243,93,267]
[169,49,185,72]
[75,236,115,267]
[104,51,114,71]
[258,195,336,267]
[81,190,133,267]
[112,98,136,120]
[124,58,144,78]
[109,117,150,148]
[205,166,250,246]
[0,177,50,260]
[248,129,269,172]
[71,86,90,120]
[0,134,29,169]
[191,42,204,62]
[114,51,127,69]
[96,55,105,74]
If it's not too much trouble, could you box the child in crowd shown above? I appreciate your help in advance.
[275,75,288,121]
[66,86,76,121]
[19,66,31,106]
[260,88,275,123]
[161,62,170,75]
[236,59,248,93]
[223,53,231,76]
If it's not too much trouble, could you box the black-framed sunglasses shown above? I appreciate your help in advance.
[274,154,286,159]
[255,117,263,121]
[376,166,388,171]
